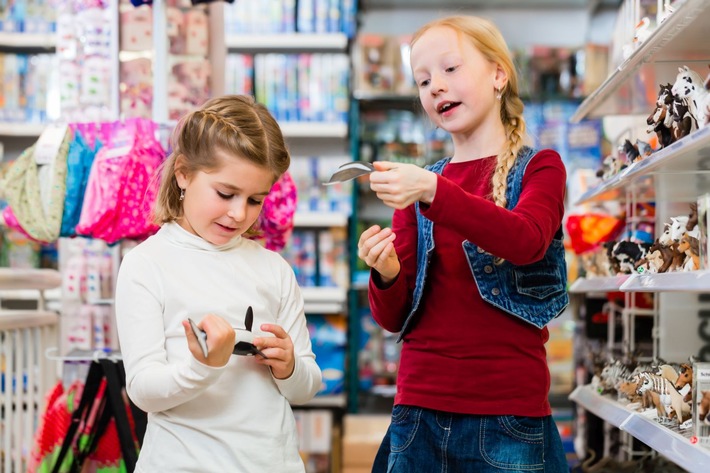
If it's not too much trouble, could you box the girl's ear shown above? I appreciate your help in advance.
[174,155,190,188]
[494,64,508,91]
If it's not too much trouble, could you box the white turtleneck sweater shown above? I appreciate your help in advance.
[115,222,321,473]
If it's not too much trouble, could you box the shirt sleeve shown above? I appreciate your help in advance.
[421,149,566,265]
[115,251,225,413]
[367,204,418,334]
[271,259,322,404]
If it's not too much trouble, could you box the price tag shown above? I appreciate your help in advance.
[34,124,69,166]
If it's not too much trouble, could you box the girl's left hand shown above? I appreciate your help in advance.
[370,161,437,209]
[253,324,295,379]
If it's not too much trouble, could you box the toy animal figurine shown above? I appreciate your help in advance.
[636,371,690,425]
[687,202,699,232]
[635,139,652,158]
[678,233,700,271]
[699,390,710,422]
[609,240,651,274]
[620,139,640,163]
[674,363,693,403]
[671,97,698,139]
[188,306,268,359]
[672,65,710,129]
[647,83,675,148]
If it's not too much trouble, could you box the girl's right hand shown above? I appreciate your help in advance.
[358,225,400,284]
[182,314,236,367]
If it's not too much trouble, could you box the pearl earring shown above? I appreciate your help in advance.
[179,188,185,201]
[495,88,502,100]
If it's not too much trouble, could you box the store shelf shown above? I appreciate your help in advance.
[302,394,347,408]
[0,122,46,137]
[280,121,347,138]
[302,286,347,314]
[575,126,710,205]
[569,385,633,428]
[570,0,710,122]
[0,31,55,49]
[568,275,629,294]
[226,33,348,51]
[570,384,710,473]
[619,270,710,292]
[294,211,349,228]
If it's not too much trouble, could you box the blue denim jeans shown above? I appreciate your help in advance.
[372,406,569,473]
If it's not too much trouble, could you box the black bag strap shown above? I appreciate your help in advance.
[71,393,110,472]
[117,360,147,446]
[99,358,139,472]
[51,361,105,473]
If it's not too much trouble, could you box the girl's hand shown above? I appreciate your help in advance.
[182,314,235,368]
[253,324,295,379]
[369,161,437,209]
[358,224,400,284]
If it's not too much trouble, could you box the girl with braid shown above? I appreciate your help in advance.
[115,95,321,472]
[357,16,569,472]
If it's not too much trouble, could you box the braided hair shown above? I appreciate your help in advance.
[153,95,290,224]
[411,16,529,208]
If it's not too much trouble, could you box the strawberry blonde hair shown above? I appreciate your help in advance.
[411,15,529,209]
[153,95,290,224]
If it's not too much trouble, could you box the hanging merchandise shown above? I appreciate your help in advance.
[61,128,103,237]
[1,125,73,243]
[247,171,297,251]
[75,118,166,244]
[28,358,146,473]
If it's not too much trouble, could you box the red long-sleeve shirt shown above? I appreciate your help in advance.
[368,150,567,416]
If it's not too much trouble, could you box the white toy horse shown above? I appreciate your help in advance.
[672,65,710,129]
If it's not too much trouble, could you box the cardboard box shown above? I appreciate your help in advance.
[692,362,710,447]
[342,414,390,468]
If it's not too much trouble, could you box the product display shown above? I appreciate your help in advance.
[3,1,709,472]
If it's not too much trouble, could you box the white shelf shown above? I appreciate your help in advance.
[570,385,710,473]
[569,385,634,428]
[570,0,710,122]
[294,211,348,228]
[575,126,710,205]
[302,286,347,314]
[619,271,710,292]
[226,33,348,51]
[280,121,348,138]
[0,32,55,49]
[0,122,47,137]
[568,275,629,294]
[299,394,346,408]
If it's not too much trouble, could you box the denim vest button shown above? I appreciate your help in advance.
[477,247,485,253]
[491,288,500,296]
[484,265,493,273]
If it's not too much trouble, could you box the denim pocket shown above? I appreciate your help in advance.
[480,415,545,471]
[389,405,421,453]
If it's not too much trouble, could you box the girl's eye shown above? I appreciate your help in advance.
[248,198,264,206]
[446,65,458,73]
[418,79,430,87]
[217,191,232,200]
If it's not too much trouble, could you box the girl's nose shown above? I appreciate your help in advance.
[430,74,446,95]
[227,200,247,221]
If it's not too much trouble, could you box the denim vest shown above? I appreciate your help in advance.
[399,146,568,342]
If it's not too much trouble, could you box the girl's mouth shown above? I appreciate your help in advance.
[437,101,461,115]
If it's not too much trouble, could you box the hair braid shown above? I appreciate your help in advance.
[491,93,527,208]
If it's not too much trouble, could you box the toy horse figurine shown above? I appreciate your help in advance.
[672,65,710,129]
[647,83,675,148]
[188,306,269,359]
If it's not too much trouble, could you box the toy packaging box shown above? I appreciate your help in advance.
[692,362,710,447]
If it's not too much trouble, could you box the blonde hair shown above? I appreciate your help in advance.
[411,16,528,208]
[153,95,290,224]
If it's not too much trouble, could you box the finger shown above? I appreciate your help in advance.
[260,323,288,339]
[358,225,381,247]
[372,161,396,171]
[359,229,393,261]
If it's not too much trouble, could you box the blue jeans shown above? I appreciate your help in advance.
[372,406,569,473]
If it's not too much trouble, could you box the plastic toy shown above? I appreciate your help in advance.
[188,306,268,359]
